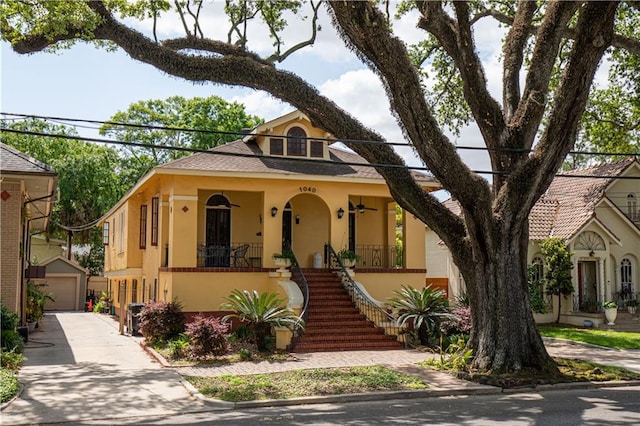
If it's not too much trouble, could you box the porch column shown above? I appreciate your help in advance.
[168,194,198,267]
[600,256,606,303]
[403,213,427,269]
[263,197,283,268]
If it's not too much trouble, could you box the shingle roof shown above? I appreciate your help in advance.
[0,142,56,175]
[157,139,436,183]
[440,157,638,241]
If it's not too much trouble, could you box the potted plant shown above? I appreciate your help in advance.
[26,281,54,330]
[272,250,294,268]
[603,301,617,325]
[626,299,638,315]
[338,249,360,268]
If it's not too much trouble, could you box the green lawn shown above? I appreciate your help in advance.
[538,325,640,349]
[186,365,428,402]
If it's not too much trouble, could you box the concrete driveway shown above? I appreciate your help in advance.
[1,312,207,425]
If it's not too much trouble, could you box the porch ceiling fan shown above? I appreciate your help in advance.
[220,191,240,208]
[356,197,377,213]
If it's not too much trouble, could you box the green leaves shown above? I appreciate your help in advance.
[388,285,451,346]
[221,289,301,328]
[99,96,263,188]
[221,289,303,351]
[540,237,574,297]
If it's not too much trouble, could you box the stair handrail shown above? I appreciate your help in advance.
[285,244,309,351]
[325,243,403,343]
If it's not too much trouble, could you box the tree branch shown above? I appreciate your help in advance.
[501,2,618,224]
[417,1,506,151]
[265,0,322,63]
[487,6,640,55]
[502,1,538,120]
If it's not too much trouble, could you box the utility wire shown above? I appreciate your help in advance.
[2,127,639,180]
[2,111,639,157]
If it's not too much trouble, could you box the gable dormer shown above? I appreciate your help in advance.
[244,110,334,160]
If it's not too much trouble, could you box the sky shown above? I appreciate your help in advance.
[0,2,507,175]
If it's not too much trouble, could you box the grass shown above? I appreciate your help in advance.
[186,365,428,402]
[538,325,640,350]
[421,356,640,389]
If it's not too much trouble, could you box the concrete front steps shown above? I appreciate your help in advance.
[291,270,402,352]
[598,311,640,332]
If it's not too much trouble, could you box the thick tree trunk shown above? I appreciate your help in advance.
[461,222,557,375]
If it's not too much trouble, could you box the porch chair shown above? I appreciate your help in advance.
[230,244,250,267]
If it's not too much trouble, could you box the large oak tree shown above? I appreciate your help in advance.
[3,1,639,374]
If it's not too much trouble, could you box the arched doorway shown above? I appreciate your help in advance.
[283,194,330,267]
[205,194,231,266]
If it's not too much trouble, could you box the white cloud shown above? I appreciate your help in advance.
[231,91,291,120]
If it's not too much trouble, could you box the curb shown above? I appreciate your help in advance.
[183,379,640,409]
[139,341,173,368]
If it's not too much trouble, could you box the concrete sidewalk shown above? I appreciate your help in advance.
[1,312,208,425]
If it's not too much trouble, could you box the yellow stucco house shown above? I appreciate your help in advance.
[101,111,439,350]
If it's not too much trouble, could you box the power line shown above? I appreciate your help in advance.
[2,111,639,157]
[2,127,639,180]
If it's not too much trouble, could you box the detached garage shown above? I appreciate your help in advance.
[39,256,88,311]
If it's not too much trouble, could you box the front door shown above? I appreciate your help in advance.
[578,261,598,310]
[206,208,231,266]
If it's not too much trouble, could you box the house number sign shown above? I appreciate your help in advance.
[299,186,317,193]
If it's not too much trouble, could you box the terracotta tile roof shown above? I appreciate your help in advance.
[534,158,636,240]
[0,142,56,175]
[439,158,637,241]
[157,140,436,183]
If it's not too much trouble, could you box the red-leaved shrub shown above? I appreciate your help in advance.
[139,300,185,345]
[185,315,229,358]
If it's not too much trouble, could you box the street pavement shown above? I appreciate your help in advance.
[1,312,639,425]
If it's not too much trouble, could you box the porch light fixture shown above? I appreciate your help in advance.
[295,215,300,224]
[589,250,595,257]
[337,207,345,219]
[271,207,278,217]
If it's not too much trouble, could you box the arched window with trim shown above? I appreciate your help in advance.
[531,256,545,283]
[287,126,307,156]
[621,258,633,295]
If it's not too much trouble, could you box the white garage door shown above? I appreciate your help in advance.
[45,276,78,311]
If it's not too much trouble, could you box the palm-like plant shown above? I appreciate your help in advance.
[388,285,452,347]
[221,290,303,351]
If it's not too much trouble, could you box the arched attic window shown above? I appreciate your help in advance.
[287,126,307,157]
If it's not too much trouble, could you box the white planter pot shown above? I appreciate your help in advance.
[273,257,291,268]
[341,259,356,268]
[604,307,617,325]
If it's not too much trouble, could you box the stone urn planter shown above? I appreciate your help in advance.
[604,306,618,325]
[273,257,291,268]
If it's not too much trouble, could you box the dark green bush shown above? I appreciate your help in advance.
[139,300,185,345]
[1,330,24,353]
[1,304,19,331]
[185,315,229,359]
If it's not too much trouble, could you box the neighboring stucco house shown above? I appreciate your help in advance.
[100,111,439,347]
[427,157,640,327]
[0,142,57,321]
